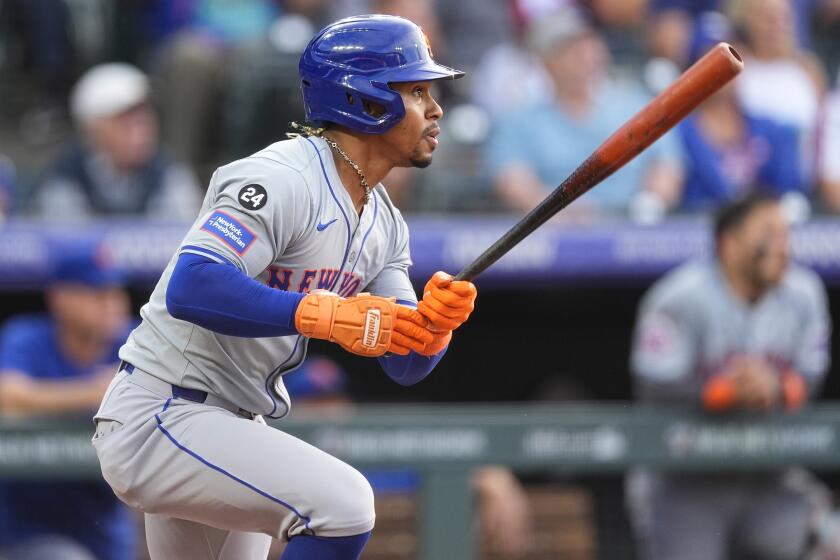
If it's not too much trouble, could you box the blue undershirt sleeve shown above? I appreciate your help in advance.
[378,349,447,386]
[168,255,449,375]
[166,252,304,337]
[377,299,448,386]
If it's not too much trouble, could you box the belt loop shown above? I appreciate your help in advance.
[172,385,209,404]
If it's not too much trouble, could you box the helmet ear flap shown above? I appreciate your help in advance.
[362,98,386,118]
[301,73,405,132]
[345,92,385,118]
[343,92,386,118]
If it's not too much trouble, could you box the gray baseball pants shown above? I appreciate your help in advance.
[92,368,375,560]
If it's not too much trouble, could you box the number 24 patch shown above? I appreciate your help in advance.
[239,184,267,210]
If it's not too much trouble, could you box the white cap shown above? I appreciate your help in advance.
[70,63,150,125]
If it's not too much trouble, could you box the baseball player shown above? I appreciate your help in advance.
[91,15,477,560]
[627,193,832,560]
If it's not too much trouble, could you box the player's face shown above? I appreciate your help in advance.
[736,203,790,289]
[381,81,443,169]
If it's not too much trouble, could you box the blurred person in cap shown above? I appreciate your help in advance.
[29,63,201,221]
[0,244,136,560]
[627,193,831,560]
[483,7,683,223]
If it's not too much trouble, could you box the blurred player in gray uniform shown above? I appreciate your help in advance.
[91,15,477,560]
[628,193,832,560]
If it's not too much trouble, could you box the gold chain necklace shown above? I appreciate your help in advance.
[287,122,372,204]
[322,135,371,204]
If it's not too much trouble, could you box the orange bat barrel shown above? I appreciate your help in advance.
[455,43,744,282]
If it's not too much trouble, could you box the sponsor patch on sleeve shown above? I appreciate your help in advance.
[200,211,257,255]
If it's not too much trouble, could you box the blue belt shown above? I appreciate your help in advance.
[120,360,210,404]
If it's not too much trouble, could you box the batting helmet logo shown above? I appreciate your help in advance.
[298,14,464,134]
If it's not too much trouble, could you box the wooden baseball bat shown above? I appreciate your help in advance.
[454,43,744,282]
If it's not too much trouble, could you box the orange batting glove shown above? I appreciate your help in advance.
[418,271,477,332]
[295,291,432,357]
[390,305,436,355]
[385,304,453,356]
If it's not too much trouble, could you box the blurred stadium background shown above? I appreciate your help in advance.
[1,0,840,559]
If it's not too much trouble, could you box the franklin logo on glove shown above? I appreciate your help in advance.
[363,309,381,349]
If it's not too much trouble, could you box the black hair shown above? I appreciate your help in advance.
[713,192,780,250]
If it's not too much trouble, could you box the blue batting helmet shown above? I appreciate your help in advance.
[299,14,465,134]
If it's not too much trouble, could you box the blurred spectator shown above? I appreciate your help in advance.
[647,0,719,63]
[647,0,821,70]
[28,63,201,221]
[730,0,828,188]
[484,8,683,222]
[644,4,725,93]
[819,68,840,212]
[0,245,136,560]
[585,0,651,67]
[627,194,832,560]
[470,40,550,119]
[275,355,534,558]
[659,9,811,217]
[469,0,563,118]
[590,0,650,29]
[677,81,806,213]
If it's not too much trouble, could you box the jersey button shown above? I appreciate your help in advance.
[348,251,357,262]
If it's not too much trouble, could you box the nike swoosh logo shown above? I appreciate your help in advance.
[316,218,338,231]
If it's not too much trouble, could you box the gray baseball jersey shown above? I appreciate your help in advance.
[631,259,831,401]
[628,259,832,560]
[93,136,413,554]
[119,135,415,418]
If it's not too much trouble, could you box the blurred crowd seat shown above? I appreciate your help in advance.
[0,0,839,220]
